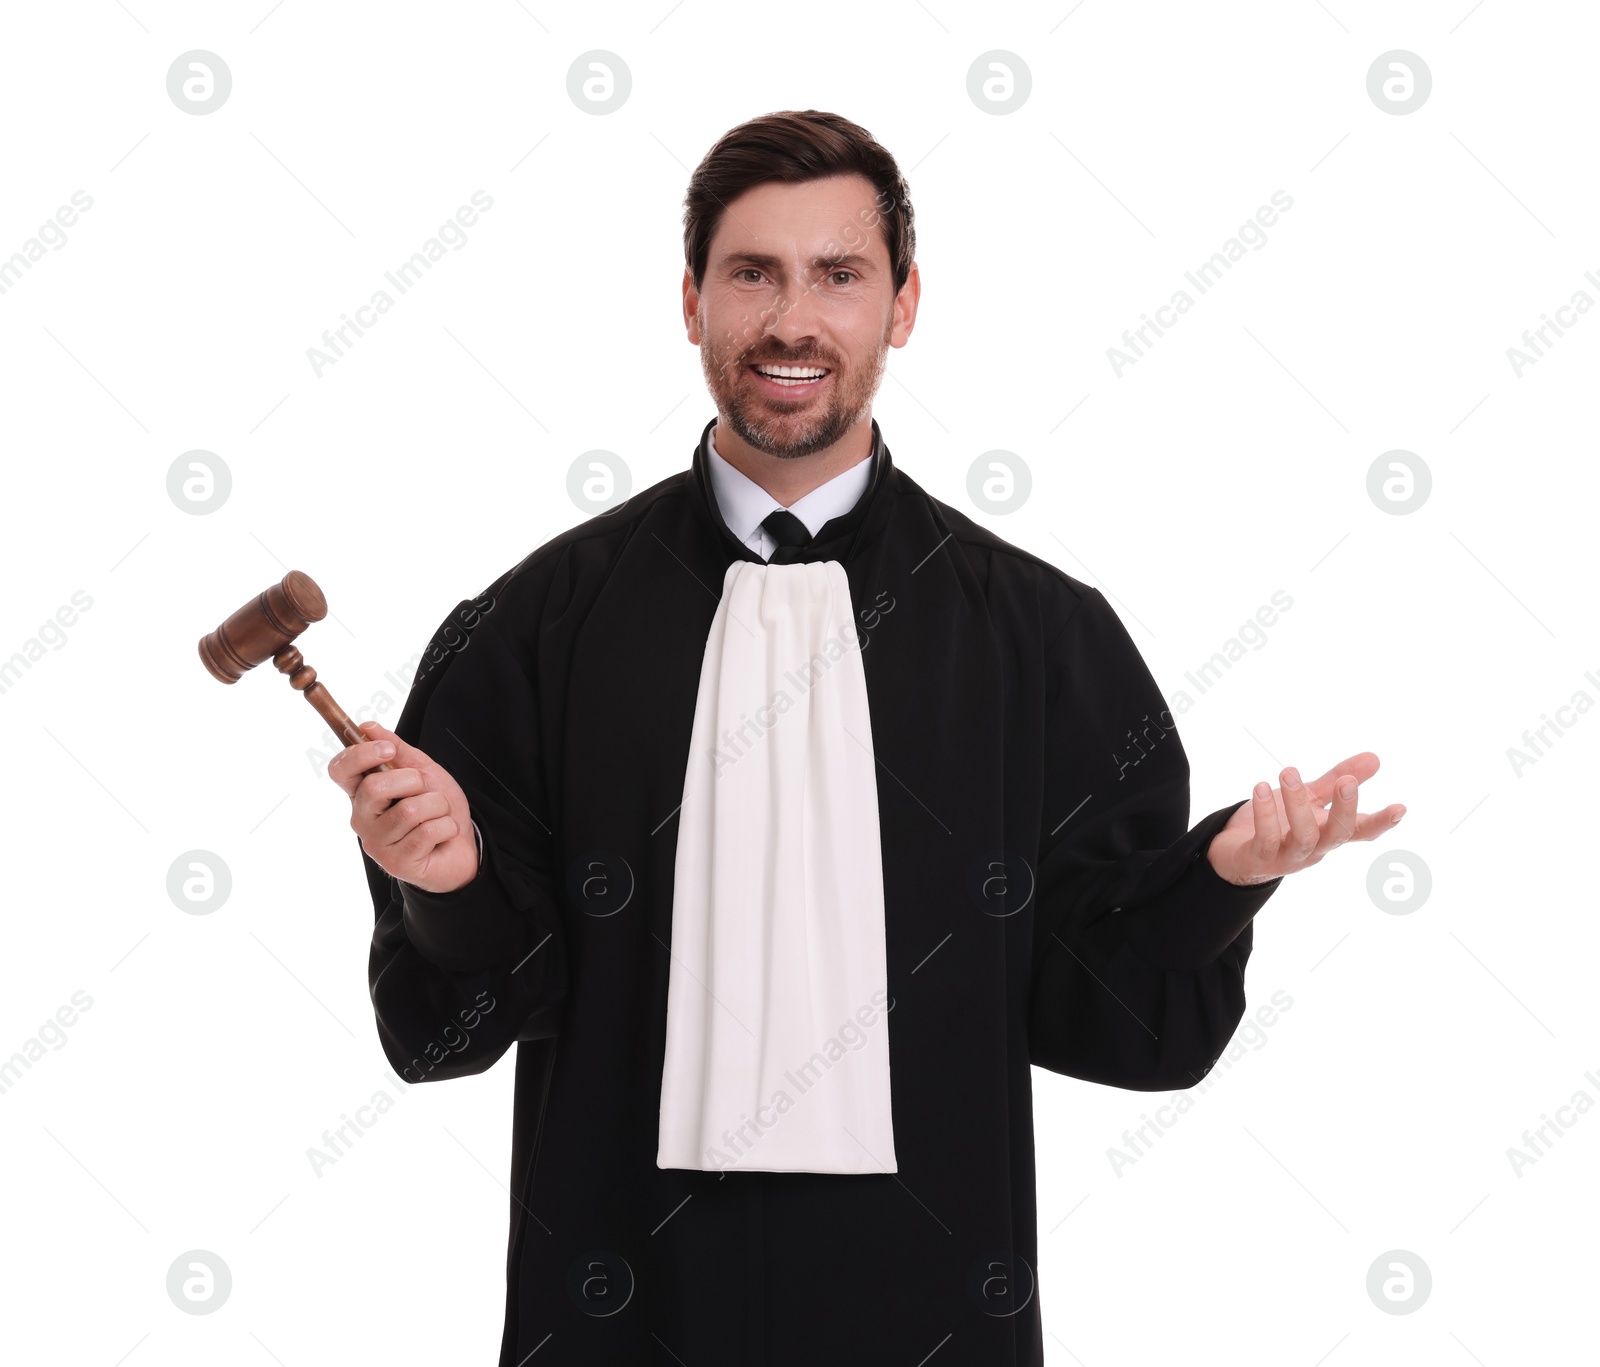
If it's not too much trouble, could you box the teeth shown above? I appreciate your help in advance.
[754,365,827,379]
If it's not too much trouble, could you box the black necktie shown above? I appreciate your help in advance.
[761,509,813,564]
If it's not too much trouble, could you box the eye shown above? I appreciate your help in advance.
[828,270,856,285]
[736,268,765,283]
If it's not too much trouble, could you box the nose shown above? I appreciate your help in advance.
[761,259,829,351]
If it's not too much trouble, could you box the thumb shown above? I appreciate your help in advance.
[358,719,429,770]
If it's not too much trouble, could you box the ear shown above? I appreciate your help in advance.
[890,261,920,348]
[683,267,702,345]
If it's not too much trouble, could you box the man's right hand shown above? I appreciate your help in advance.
[328,719,480,894]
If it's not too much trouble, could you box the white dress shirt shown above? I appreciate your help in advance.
[705,425,875,560]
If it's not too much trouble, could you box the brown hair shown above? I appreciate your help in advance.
[683,109,916,296]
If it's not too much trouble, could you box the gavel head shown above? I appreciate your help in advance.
[198,570,328,684]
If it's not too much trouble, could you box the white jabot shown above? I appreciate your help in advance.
[705,425,875,560]
[656,469,896,1175]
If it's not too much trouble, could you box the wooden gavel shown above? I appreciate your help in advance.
[198,569,395,772]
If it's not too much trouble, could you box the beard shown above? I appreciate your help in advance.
[699,310,893,460]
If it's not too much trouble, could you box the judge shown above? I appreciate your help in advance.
[329,109,1405,1366]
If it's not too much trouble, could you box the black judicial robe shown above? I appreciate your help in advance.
[361,415,1283,1365]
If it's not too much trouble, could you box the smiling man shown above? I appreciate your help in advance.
[334,109,1404,1366]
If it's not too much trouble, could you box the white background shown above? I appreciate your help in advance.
[1,1,1593,1363]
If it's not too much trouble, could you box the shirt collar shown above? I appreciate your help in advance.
[704,424,876,547]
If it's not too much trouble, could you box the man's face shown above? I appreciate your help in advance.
[683,173,919,459]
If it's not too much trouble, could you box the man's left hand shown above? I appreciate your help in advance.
[1207,751,1405,886]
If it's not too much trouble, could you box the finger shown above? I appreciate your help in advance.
[381,813,460,862]
[1279,766,1321,863]
[328,735,398,795]
[1348,802,1407,841]
[350,767,427,824]
[372,790,453,846]
[362,720,435,775]
[1304,752,1379,804]
[355,766,429,803]
[1249,780,1282,867]
[1314,773,1360,853]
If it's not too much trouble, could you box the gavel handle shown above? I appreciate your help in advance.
[305,682,396,772]
[274,645,396,773]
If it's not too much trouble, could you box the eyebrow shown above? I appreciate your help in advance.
[721,251,875,275]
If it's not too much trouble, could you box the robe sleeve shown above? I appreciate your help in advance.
[1028,586,1282,1092]
[363,599,569,1085]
